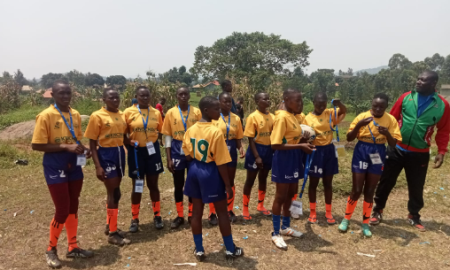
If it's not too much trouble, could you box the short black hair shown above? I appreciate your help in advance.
[314,92,327,101]
[52,79,69,92]
[103,87,117,97]
[221,80,231,89]
[373,93,389,105]
[283,88,300,99]
[219,91,231,100]
[135,85,149,94]
[199,96,218,112]
[254,92,266,102]
[422,70,439,82]
[177,87,189,94]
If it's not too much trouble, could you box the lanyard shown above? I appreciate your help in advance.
[178,105,190,131]
[133,142,140,179]
[329,100,340,142]
[54,104,79,144]
[221,112,230,142]
[368,120,379,144]
[137,105,149,140]
[300,150,316,198]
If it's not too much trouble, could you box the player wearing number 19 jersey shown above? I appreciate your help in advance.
[338,93,401,237]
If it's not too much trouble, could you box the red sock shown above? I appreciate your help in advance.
[344,196,358,220]
[106,203,109,225]
[176,202,184,218]
[292,194,298,201]
[209,203,216,215]
[257,190,266,209]
[243,194,250,216]
[227,186,235,212]
[131,204,140,220]
[325,203,333,218]
[152,201,161,217]
[188,202,193,217]
[65,214,79,252]
[363,201,372,224]
[107,208,118,233]
[47,218,64,251]
[310,202,317,216]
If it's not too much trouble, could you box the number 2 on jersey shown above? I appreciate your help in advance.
[190,138,209,162]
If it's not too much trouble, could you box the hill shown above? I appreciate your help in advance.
[356,65,388,75]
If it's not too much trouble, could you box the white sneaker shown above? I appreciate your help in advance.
[271,234,287,250]
[280,227,303,238]
[291,212,300,219]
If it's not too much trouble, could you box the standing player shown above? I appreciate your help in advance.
[84,88,131,246]
[162,87,202,229]
[242,93,274,220]
[212,92,245,223]
[124,86,165,232]
[270,89,315,250]
[32,80,93,268]
[183,96,244,261]
[302,92,346,224]
[338,93,401,237]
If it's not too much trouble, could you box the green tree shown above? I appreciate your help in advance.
[85,73,104,87]
[159,66,194,85]
[14,69,28,87]
[41,73,66,88]
[106,75,127,90]
[424,53,445,71]
[65,70,86,86]
[440,55,450,84]
[388,53,412,70]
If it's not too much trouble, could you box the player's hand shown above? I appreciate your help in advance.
[332,98,341,106]
[434,153,444,169]
[357,117,373,127]
[226,186,234,201]
[378,126,389,136]
[84,147,92,158]
[300,143,315,154]
[302,130,311,140]
[167,159,175,174]
[239,146,245,159]
[95,167,106,181]
[130,140,138,148]
[65,144,85,155]
[255,157,263,169]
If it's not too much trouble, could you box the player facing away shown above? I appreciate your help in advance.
[84,88,131,246]
[162,87,202,228]
[270,89,315,250]
[124,86,165,232]
[182,96,244,261]
[242,93,275,220]
[302,92,347,224]
[32,80,93,269]
[211,92,245,223]
[338,93,402,237]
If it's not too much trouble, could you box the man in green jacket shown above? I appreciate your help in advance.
[371,71,450,231]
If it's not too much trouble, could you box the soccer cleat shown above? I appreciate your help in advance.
[361,224,372,238]
[291,212,300,219]
[45,247,62,269]
[225,245,244,260]
[308,215,318,224]
[280,227,303,238]
[228,210,237,223]
[108,232,131,246]
[129,219,139,233]
[66,248,94,258]
[170,217,185,229]
[257,207,272,216]
[338,219,350,233]
[271,233,287,250]
[209,213,218,226]
[408,215,426,232]
[104,225,128,237]
[193,249,206,262]
[154,216,164,230]
[370,210,383,225]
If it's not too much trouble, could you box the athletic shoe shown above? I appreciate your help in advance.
[209,213,218,226]
[154,216,164,230]
[66,248,94,258]
[280,227,303,238]
[108,232,131,246]
[129,219,139,233]
[104,225,128,237]
[370,210,383,225]
[45,247,62,269]
[338,219,349,232]
[171,217,185,229]
[225,245,244,260]
[361,224,372,237]
[271,233,287,250]
[194,249,206,262]
[291,212,300,219]
[408,215,426,232]
[229,210,237,223]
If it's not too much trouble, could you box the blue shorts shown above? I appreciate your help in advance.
[244,143,273,171]
[127,141,164,178]
[226,139,238,167]
[44,163,83,185]
[305,144,339,177]
[171,139,190,171]
[272,149,304,183]
[184,160,227,203]
[351,141,386,175]
[98,146,126,179]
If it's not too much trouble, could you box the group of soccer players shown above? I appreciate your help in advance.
[33,79,403,268]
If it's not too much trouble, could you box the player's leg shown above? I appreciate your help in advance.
[227,166,237,223]
[147,173,164,229]
[279,182,303,238]
[338,172,365,232]
[105,176,131,246]
[323,144,338,225]
[214,198,244,259]
[128,146,143,233]
[242,169,258,220]
[171,169,186,229]
[323,174,335,224]
[191,198,206,261]
[360,173,380,237]
[256,169,271,215]
[307,176,320,224]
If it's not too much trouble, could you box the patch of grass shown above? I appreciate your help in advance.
[0,105,46,130]
[189,94,201,107]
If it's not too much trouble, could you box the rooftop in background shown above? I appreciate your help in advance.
[21,85,33,92]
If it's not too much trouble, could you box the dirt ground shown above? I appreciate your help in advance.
[0,120,35,140]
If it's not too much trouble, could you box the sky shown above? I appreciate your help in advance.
[1,0,449,80]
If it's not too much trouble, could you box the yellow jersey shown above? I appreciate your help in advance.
[182,122,231,166]
[303,108,344,146]
[124,106,163,146]
[161,105,202,140]
[212,112,244,141]
[32,105,82,145]
[84,107,127,147]
[244,110,275,145]
[271,110,303,145]
[295,113,305,124]
[348,110,402,144]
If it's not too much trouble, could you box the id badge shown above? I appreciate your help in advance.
[179,147,185,156]
[146,141,156,155]
[370,153,382,164]
[290,200,303,216]
[227,145,231,152]
[76,154,86,166]
[135,179,144,193]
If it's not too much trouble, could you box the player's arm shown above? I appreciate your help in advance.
[248,137,262,168]
[434,97,450,168]
[89,139,106,181]
[270,116,314,153]
[377,127,396,147]
[165,135,175,173]
[346,116,373,142]
[217,164,233,200]
[32,143,85,154]
[332,98,347,116]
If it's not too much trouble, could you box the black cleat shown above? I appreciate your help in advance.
[129,219,139,233]
[105,224,129,237]
[66,248,94,258]
[194,249,206,262]
[108,232,131,246]
[45,247,62,269]
[208,213,218,226]
[229,210,237,223]
[154,216,164,229]
[170,216,185,229]
[225,245,244,260]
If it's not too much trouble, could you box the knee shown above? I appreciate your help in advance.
[352,188,363,199]
[113,187,121,204]
[54,208,69,223]
[323,180,332,190]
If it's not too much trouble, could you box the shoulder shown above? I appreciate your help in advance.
[123,107,136,114]
[384,112,397,122]
[396,91,412,104]
[230,112,240,120]
[70,108,81,117]
[150,107,161,116]
[90,109,103,117]
[192,106,202,115]
[166,106,177,115]
[437,94,450,109]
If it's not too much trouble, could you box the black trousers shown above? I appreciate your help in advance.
[374,146,429,218]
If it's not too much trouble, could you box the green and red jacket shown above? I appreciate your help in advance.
[390,90,450,155]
